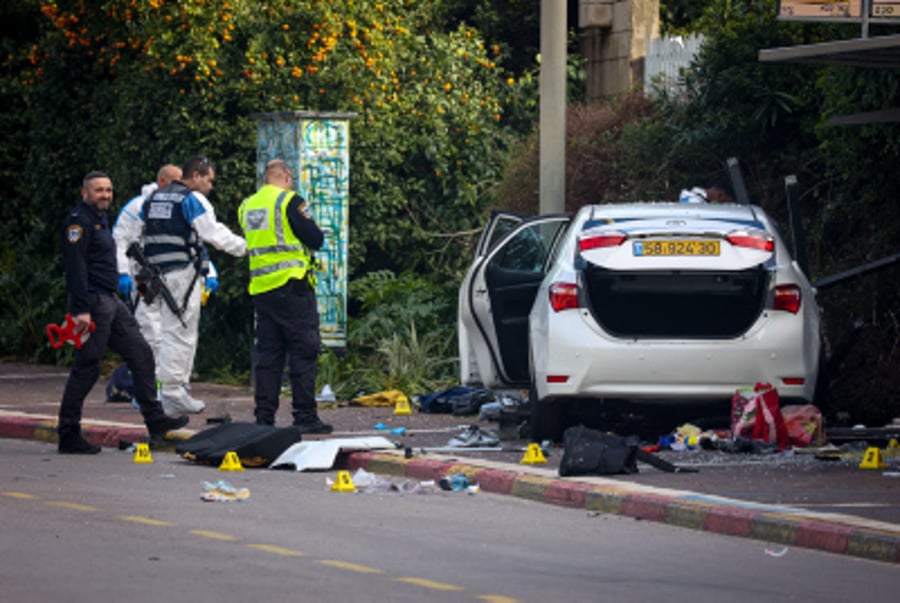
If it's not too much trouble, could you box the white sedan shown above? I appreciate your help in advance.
[458,203,823,440]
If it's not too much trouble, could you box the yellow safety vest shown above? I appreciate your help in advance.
[238,184,312,296]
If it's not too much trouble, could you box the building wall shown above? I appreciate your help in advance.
[579,0,661,101]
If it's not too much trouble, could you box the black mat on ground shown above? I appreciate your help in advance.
[176,422,302,468]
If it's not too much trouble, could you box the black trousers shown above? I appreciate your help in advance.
[59,291,165,433]
[252,278,320,425]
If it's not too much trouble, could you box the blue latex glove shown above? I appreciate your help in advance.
[205,277,219,294]
[117,274,134,297]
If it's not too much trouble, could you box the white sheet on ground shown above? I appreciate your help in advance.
[270,436,398,471]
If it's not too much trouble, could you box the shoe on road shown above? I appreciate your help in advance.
[161,390,205,416]
[293,418,333,434]
[147,415,190,440]
[58,431,101,454]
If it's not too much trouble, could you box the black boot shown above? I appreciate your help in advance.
[293,417,333,434]
[58,430,101,454]
[147,414,190,440]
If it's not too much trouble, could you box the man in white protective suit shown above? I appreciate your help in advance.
[114,164,179,364]
[117,156,246,416]
[113,164,220,404]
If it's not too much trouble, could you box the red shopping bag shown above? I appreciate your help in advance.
[731,383,790,451]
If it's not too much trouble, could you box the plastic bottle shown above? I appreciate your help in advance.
[439,473,469,491]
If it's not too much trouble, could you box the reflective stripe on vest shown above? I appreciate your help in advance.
[239,186,311,295]
[143,182,198,272]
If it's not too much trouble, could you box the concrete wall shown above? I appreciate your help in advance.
[579,0,661,101]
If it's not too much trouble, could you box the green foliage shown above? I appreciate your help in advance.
[315,270,459,399]
[0,231,67,363]
[0,0,531,381]
[348,269,457,355]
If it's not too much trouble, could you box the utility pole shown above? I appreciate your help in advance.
[539,0,567,215]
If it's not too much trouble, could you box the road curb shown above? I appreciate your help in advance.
[0,414,190,453]
[2,414,898,564]
[343,451,900,565]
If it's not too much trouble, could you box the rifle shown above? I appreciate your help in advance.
[126,242,187,327]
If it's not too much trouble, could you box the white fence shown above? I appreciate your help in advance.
[644,34,705,98]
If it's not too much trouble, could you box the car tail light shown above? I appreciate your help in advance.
[725,230,774,252]
[773,284,801,314]
[546,375,569,383]
[578,230,627,251]
[549,282,579,312]
[782,377,805,386]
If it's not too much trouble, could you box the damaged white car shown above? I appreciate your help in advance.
[458,203,823,440]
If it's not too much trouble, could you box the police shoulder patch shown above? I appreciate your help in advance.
[297,202,313,220]
[67,225,84,243]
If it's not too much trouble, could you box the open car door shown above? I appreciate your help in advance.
[459,214,569,388]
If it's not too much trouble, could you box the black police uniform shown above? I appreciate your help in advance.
[59,200,186,450]
[251,194,327,429]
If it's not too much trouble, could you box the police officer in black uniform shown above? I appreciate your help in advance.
[57,171,189,454]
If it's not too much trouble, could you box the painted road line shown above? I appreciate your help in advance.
[47,501,98,512]
[246,544,306,557]
[2,491,38,499]
[119,515,173,527]
[317,559,382,574]
[396,577,464,591]
[189,529,239,541]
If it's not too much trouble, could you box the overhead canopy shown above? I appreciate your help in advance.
[758,33,900,68]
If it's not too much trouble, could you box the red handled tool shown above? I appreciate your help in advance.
[46,314,95,349]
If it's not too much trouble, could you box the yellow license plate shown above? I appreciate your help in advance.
[633,239,720,256]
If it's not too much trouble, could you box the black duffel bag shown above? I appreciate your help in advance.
[559,425,697,477]
[559,425,640,476]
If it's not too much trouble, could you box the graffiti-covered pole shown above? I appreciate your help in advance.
[251,111,356,351]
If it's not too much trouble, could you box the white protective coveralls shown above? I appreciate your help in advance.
[113,184,218,397]
[118,185,245,416]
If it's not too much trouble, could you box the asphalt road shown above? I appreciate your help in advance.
[1,360,899,567]
[2,438,898,603]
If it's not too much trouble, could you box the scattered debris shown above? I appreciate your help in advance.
[351,389,407,408]
[270,436,399,471]
[335,468,440,495]
[764,546,789,558]
[317,384,336,403]
[201,480,250,502]
[438,473,480,493]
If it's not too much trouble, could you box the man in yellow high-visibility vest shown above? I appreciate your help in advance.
[238,159,331,433]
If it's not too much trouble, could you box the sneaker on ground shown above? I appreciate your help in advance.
[293,418,333,434]
[161,390,205,415]
[448,425,500,447]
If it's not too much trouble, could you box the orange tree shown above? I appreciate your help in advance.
[2,0,534,374]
